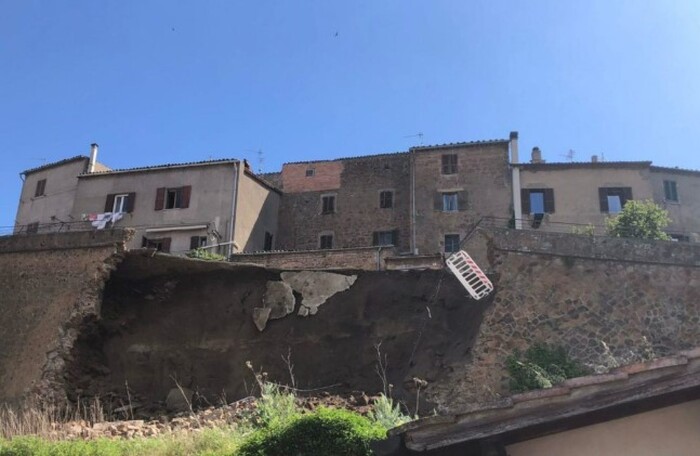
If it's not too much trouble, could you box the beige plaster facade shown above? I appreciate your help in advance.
[507,399,700,456]
[14,157,90,232]
[650,167,700,241]
[517,162,654,233]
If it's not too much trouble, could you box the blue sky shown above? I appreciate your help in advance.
[2,1,700,228]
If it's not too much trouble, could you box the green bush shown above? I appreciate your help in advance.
[506,343,588,393]
[186,248,227,261]
[238,407,386,456]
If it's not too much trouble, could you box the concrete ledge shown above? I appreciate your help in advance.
[0,229,133,253]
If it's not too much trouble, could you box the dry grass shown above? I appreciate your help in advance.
[0,397,104,440]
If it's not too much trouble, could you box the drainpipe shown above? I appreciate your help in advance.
[228,162,240,257]
[410,148,417,254]
[510,131,523,229]
[376,245,383,271]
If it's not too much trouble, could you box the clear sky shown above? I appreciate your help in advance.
[2,1,700,228]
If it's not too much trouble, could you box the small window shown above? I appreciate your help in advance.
[670,234,690,242]
[35,179,46,197]
[321,195,336,214]
[442,154,458,174]
[319,234,334,249]
[444,234,460,253]
[373,230,397,246]
[521,188,555,214]
[442,193,458,212]
[26,222,39,234]
[190,236,208,250]
[664,180,678,202]
[113,194,129,213]
[379,191,394,209]
[142,237,171,253]
[599,187,632,213]
[306,168,315,177]
[264,232,274,251]
[166,188,181,209]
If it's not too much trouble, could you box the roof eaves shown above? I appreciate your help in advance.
[78,158,240,177]
[650,165,700,176]
[516,161,652,169]
[244,169,282,194]
[21,156,89,176]
[283,150,408,166]
[410,138,509,151]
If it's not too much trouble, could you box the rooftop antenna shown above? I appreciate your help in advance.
[244,149,263,173]
[560,149,575,162]
[404,132,424,146]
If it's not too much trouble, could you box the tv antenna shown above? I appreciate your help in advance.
[560,149,575,162]
[404,132,424,146]
[244,149,264,173]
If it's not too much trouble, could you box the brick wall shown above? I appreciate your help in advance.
[277,153,412,251]
[229,245,396,270]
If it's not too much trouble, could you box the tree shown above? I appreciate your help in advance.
[606,199,671,240]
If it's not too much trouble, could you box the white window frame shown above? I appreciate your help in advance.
[113,194,129,213]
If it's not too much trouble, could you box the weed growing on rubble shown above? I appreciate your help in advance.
[186,248,227,261]
[507,343,588,392]
[368,394,411,429]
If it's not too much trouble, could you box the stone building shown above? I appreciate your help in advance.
[271,136,513,255]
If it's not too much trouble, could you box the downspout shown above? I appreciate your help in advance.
[376,245,383,271]
[410,148,417,254]
[510,131,523,229]
[228,162,240,257]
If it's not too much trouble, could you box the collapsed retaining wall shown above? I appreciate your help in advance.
[425,229,700,411]
[0,230,131,404]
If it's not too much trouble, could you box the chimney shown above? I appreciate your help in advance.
[89,143,98,173]
[591,155,599,163]
[509,131,519,163]
[531,147,543,164]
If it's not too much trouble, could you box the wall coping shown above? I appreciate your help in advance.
[0,229,133,253]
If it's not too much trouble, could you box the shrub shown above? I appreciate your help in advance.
[254,382,298,427]
[606,200,671,240]
[238,407,386,456]
[186,248,227,261]
[507,343,588,393]
[369,394,411,430]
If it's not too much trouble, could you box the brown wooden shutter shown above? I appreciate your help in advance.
[190,236,199,250]
[104,194,115,212]
[544,189,555,213]
[180,186,192,208]
[622,187,633,206]
[521,189,531,214]
[155,188,166,210]
[372,232,379,246]
[161,238,171,253]
[599,188,609,212]
[434,192,443,210]
[126,192,136,213]
[458,190,469,211]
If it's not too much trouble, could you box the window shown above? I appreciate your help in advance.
[599,187,632,213]
[26,222,39,234]
[444,234,460,253]
[264,232,274,251]
[142,237,171,253]
[155,186,191,210]
[34,179,46,197]
[373,230,398,246]
[442,192,458,212]
[113,194,129,213]
[319,234,334,249]
[305,168,315,177]
[321,195,336,214]
[521,189,555,214]
[189,236,207,250]
[379,191,394,209]
[105,193,136,213]
[664,180,679,202]
[442,154,457,174]
[670,234,690,242]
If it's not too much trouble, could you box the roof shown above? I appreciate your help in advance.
[515,161,652,171]
[283,138,509,165]
[650,165,700,176]
[392,347,700,452]
[244,169,282,194]
[21,155,89,176]
[78,158,240,177]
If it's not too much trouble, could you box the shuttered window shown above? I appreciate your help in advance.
[664,180,678,202]
[599,187,632,213]
[319,234,334,249]
[321,195,336,214]
[372,230,399,246]
[105,192,136,213]
[521,189,555,214]
[155,186,191,210]
[35,179,46,197]
[379,191,393,209]
[444,234,460,253]
[441,154,458,174]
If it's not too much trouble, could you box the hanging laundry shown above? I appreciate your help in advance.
[91,212,124,230]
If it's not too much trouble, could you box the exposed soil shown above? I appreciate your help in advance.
[66,252,491,415]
